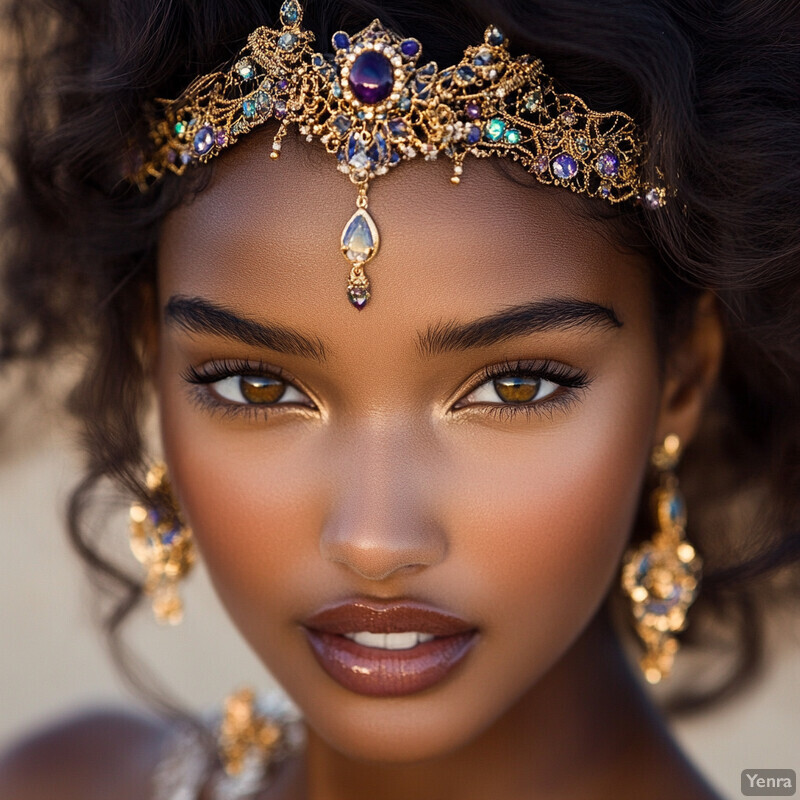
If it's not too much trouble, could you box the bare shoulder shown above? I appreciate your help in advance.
[0,707,169,800]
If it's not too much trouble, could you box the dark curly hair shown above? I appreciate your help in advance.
[1,0,799,715]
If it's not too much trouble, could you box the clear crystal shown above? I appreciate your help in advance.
[341,208,379,265]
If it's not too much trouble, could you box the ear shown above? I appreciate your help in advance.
[654,291,725,448]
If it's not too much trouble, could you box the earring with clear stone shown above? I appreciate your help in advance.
[621,434,702,684]
[129,462,195,625]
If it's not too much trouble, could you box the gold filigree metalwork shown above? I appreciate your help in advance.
[621,435,702,684]
[136,0,668,308]
[129,462,195,625]
[218,688,285,777]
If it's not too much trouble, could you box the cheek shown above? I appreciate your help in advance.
[446,361,660,678]
[157,382,326,647]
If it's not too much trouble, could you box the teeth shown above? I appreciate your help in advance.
[343,631,436,650]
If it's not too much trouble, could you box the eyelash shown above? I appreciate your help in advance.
[182,357,590,421]
[458,359,590,421]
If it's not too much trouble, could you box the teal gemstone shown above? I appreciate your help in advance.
[236,60,255,80]
[173,121,187,135]
[524,89,542,112]
[504,128,521,144]
[255,91,272,113]
[242,99,257,118]
[280,0,301,25]
[484,118,506,142]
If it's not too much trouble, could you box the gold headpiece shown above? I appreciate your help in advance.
[137,0,668,309]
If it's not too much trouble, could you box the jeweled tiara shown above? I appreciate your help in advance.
[136,0,668,309]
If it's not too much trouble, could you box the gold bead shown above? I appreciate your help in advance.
[270,151,281,160]
[450,175,461,184]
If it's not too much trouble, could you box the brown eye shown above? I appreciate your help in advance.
[207,373,310,406]
[239,376,287,404]
[492,376,541,403]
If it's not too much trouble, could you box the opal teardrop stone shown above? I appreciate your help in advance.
[341,208,379,265]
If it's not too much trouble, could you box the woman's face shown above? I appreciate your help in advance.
[156,131,664,761]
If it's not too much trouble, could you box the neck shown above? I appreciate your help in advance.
[288,609,696,800]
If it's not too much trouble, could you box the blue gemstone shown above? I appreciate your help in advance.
[332,114,351,135]
[390,151,401,164]
[457,65,476,84]
[347,135,370,170]
[312,54,325,67]
[487,26,505,46]
[388,118,408,137]
[278,32,298,51]
[417,62,436,77]
[332,31,350,50]
[414,84,431,100]
[668,493,686,524]
[367,131,389,166]
[399,95,411,111]
[279,0,300,25]
[332,80,343,98]
[349,51,394,104]
[484,118,506,142]
[595,150,620,177]
[551,153,578,179]
[242,99,257,118]
[467,125,481,144]
[179,151,192,165]
[192,125,214,155]
[161,526,181,546]
[400,39,420,57]
[473,49,493,66]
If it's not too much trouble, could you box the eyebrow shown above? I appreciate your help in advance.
[417,298,622,357]
[164,295,621,362]
[165,295,329,362]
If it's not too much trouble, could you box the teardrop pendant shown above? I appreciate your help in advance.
[341,205,379,309]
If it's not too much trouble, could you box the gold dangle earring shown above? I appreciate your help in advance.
[621,434,702,684]
[129,462,196,625]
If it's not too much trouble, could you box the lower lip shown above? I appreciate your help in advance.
[303,629,478,697]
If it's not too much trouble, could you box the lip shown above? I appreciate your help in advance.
[302,599,479,697]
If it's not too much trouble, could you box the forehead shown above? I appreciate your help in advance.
[157,128,651,333]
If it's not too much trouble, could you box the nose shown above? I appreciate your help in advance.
[319,427,447,582]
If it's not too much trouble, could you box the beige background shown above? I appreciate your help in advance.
[1,414,798,800]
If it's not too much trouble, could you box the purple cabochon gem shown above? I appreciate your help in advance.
[552,153,578,179]
[596,150,620,177]
[349,51,394,104]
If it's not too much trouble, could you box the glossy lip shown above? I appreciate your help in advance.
[301,599,479,697]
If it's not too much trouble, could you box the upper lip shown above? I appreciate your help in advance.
[303,599,476,636]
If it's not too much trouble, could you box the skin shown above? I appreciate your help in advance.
[0,128,725,800]
[153,129,724,800]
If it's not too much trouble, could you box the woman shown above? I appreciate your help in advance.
[0,0,798,798]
